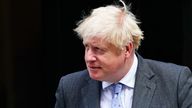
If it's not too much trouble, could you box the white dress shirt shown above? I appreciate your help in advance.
[100,54,138,108]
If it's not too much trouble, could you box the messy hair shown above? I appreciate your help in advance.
[74,0,144,50]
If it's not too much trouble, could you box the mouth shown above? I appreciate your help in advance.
[87,66,101,71]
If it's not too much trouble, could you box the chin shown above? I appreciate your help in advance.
[88,71,101,81]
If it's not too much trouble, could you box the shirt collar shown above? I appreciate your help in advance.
[102,54,138,89]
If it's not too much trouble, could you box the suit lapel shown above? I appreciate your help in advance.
[81,78,101,108]
[132,54,157,108]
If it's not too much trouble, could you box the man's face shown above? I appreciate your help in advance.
[84,37,127,82]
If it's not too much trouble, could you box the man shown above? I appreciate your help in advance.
[55,1,192,108]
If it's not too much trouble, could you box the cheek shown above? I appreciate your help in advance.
[111,54,125,67]
[102,56,125,69]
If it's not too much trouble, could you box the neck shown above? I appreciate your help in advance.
[112,52,135,83]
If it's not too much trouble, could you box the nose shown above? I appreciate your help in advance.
[85,49,96,62]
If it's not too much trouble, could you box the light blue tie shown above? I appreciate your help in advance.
[111,83,123,108]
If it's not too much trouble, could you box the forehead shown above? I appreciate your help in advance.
[83,37,122,54]
[83,37,108,46]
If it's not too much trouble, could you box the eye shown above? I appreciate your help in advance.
[93,47,105,54]
[94,47,100,50]
[84,44,89,50]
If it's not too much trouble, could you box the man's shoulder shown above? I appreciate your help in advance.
[137,53,189,72]
[61,69,88,79]
[56,69,91,96]
[145,58,187,70]
[143,58,191,78]
[58,69,90,85]
[137,58,191,88]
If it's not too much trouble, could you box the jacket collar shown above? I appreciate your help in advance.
[132,53,157,108]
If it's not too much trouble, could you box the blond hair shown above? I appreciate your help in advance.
[74,1,143,50]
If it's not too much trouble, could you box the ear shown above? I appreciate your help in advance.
[124,42,134,58]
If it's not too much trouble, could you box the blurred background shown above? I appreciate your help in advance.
[0,0,192,108]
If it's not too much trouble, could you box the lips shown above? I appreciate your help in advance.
[87,65,101,71]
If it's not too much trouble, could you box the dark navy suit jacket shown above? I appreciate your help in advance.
[55,54,192,108]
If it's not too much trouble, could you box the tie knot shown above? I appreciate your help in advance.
[112,83,123,94]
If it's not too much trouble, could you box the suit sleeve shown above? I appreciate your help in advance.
[178,67,192,108]
[55,77,65,108]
